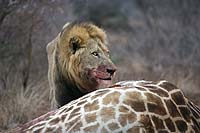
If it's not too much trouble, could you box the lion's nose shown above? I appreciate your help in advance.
[106,68,116,76]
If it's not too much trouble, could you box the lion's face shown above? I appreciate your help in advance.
[57,23,116,93]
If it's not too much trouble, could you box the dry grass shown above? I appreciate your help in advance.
[0,76,50,132]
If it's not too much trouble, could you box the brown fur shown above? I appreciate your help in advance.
[47,22,116,109]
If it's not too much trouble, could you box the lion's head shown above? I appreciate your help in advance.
[47,22,116,108]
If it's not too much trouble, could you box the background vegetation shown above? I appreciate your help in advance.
[0,0,200,131]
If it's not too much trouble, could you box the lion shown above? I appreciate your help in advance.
[47,22,117,109]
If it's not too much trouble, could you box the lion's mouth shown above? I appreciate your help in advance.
[90,68,116,88]
[93,70,113,80]
[98,77,111,80]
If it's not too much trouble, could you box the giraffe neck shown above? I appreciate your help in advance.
[187,100,200,129]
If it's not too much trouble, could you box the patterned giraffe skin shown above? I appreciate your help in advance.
[13,80,200,133]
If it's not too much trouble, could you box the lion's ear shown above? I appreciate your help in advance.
[69,36,82,54]
[62,22,70,29]
[60,22,71,36]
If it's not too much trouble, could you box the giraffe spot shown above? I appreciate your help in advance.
[70,121,83,132]
[58,108,68,115]
[135,86,147,91]
[101,127,109,133]
[137,81,155,86]
[85,112,97,123]
[63,106,73,112]
[107,122,120,131]
[90,94,100,101]
[48,117,60,126]
[61,114,68,122]
[76,99,87,106]
[78,94,91,101]
[124,91,146,112]
[118,111,137,127]
[159,82,178,92]
[143,85,169,97]
[118,105,138,127]
[171,91,186,105]
[72,107,81,113]
[192,125,200,133]
[102,91,120,105]
[55,127,62,133]
[31,127,44,132]
[147,103,166,116]
[175,120,187,132]
[65,115,81,129]
[90,90,108,100]
[191,116,200,131]
[140,115,154,132]
[45,127,54,132]
[158,130,169,133]
[179,106,191,122]
[83,123,99,132]
[84,99,99,112]
[164,99,181,117]
[127,126,140,133]
[189,109,200,123]
[119,105,129,113]
[164,118,176,132]
[28,122,46,131]
[68,107,81,120]
[109,84,122,88]
[100,107,115,122]
[145,93,167,115]
[95,89,110,95]
[151,115,165,130]
[188,101,200,117]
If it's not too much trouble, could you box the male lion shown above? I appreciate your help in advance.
[47,22,116,109]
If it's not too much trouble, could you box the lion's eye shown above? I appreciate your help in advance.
[91,51,99,57]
